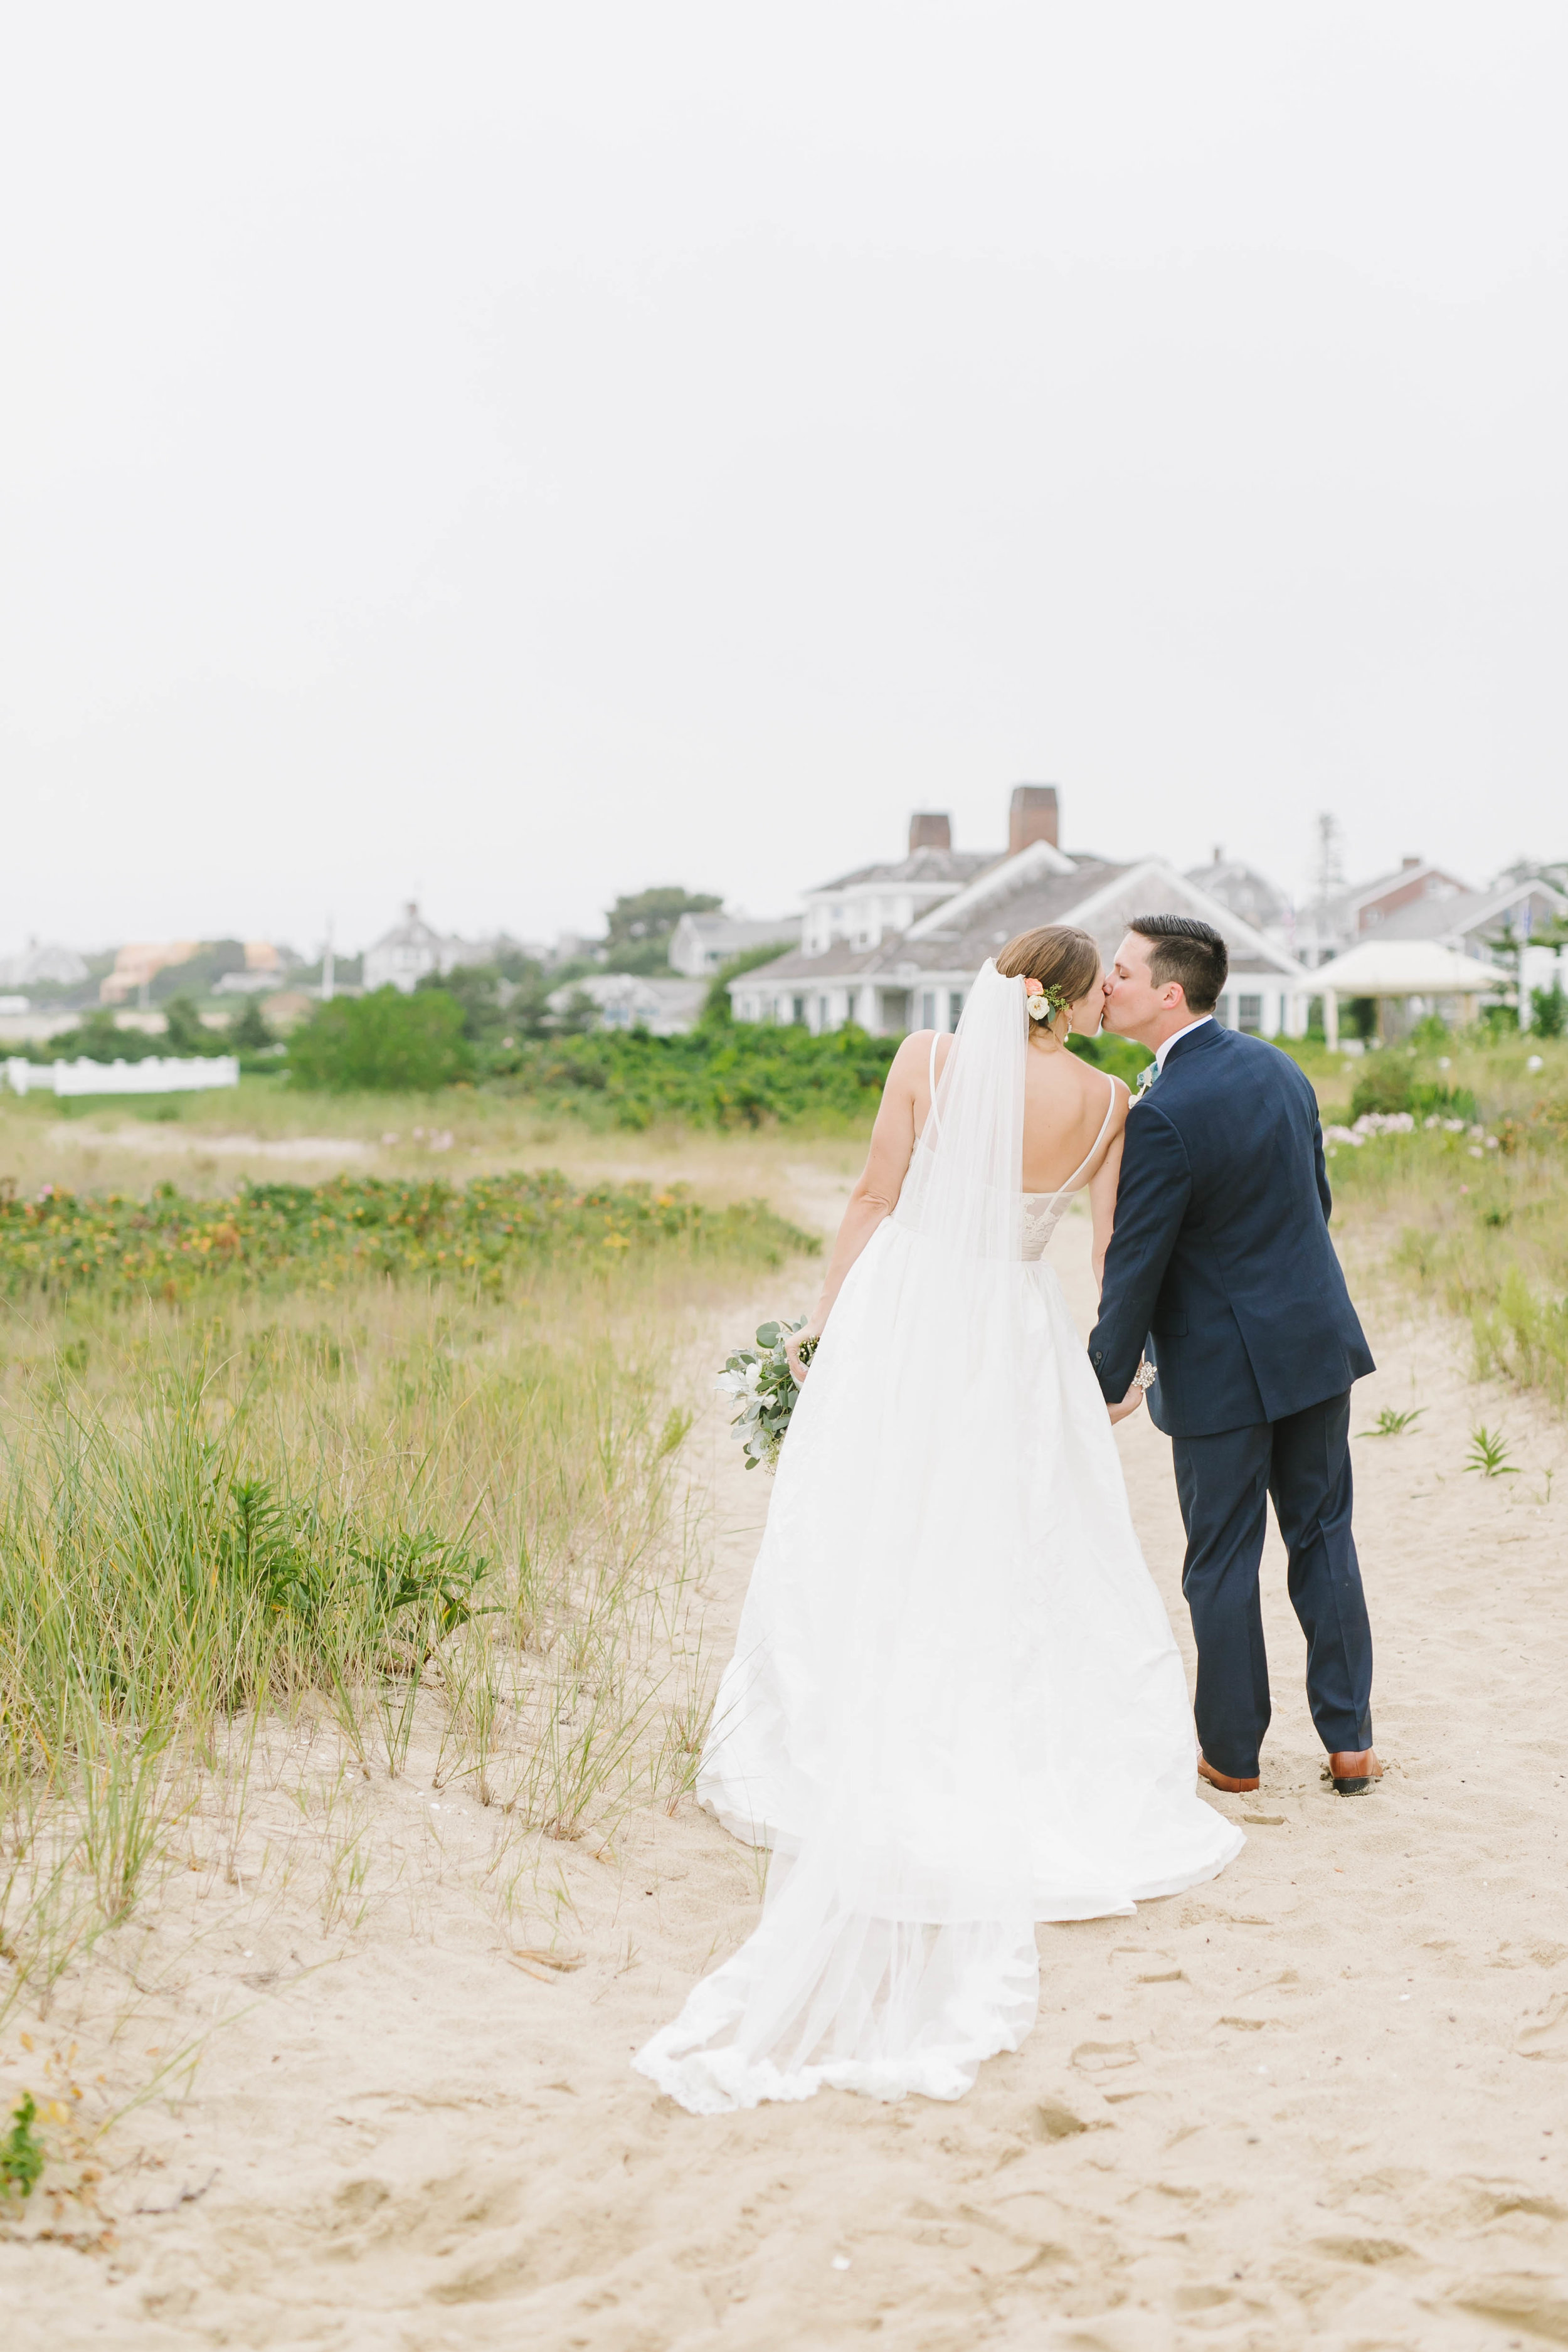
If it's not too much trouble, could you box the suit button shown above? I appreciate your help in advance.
[1090,1348,1103,1366]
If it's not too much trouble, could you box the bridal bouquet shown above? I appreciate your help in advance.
[717,1318,817,1471]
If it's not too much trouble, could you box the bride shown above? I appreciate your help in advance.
[635,927,1243,2114]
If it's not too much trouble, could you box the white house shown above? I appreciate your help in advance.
[546,973,707,1034]
[668,911,802,976]
[729,789,1314,1040]
[363,903,528,993]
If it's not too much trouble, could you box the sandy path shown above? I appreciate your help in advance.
[45,1123,378,1162]
[5,1199,1567,2348]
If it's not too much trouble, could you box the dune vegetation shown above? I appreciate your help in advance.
[0,1162,815,2025]
[1306,1029,1568,1409]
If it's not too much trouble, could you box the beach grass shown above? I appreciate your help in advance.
[1319,1033,1568,1409]
[0,1168,817,2020]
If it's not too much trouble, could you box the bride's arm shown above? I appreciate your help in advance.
[1088,1116,1147,1424]
[1088,1121,1127,1292]
[785,1032,930,1382]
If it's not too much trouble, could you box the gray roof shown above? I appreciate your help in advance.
[1311,859,1471,931]
[1185,858,1291,934]
[1372,876,1568,947]
[734,854,1309,992]
[812,845,1000,893]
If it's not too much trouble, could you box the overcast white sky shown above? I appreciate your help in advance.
[3,3,1565,957]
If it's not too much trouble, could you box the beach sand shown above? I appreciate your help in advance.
[3,1181,1567,2349]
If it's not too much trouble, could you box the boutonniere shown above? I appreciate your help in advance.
[1131,1063,1157,1104]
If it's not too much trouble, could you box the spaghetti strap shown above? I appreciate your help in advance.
[1056,1071,1119,1195]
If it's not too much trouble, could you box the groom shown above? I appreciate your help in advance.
[1088,916,1381,1796]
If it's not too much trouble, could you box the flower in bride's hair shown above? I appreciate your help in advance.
[1022,977,1068,1025]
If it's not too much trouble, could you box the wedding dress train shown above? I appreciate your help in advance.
[635,963,1242,2114]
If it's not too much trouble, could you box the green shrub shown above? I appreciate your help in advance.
[1349,1062,1478,1123]
[288,987,472,1092]
[160,993,229,1057]
[226,997,278,1056]
[495,1022,901,1130]
[39,1009,164,1064]
[1068,1032,1154,1086]
[1532,985,1566,1040]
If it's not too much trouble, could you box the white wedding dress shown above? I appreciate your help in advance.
[635,962,1242,2114]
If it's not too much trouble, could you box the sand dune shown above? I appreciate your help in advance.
[4,1192,1567,2348]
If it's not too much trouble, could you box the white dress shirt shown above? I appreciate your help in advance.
[1153,1014,1214,1073]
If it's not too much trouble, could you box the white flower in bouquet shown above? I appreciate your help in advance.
[716,1317,816,1471]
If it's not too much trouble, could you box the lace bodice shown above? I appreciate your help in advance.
[1020,1189,1076,1262]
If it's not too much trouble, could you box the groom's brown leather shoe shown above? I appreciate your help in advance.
[1198,1756,1260,1794]
[1328,1748,1383,1796]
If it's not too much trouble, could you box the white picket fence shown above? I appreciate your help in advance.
[4,1056,240,1097]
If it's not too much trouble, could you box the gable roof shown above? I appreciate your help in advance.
[1372,874,1568,950]
[730,853,1311,993]
[1184,857,1291,935]
[1048,859,1311,980]
[1302,859,1473,944]
[901,835,1083,938]
[810,844,1000,894]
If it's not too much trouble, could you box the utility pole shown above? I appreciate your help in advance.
[1312,812,1345,906]
[322,919,335,1003]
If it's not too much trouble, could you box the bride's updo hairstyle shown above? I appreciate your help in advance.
[995,925,1100,1019]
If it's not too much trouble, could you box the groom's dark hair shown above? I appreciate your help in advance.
[1130,916,1227,1014]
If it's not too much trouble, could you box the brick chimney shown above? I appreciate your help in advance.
[908,811,952,854]
[1009,784,1059,857]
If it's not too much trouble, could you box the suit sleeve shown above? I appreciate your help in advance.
[1086,1104,1194,1403]
[1313,1115,1333,1224]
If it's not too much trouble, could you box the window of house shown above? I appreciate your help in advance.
[792,996,806,1024]
[920,990,936,1028]
[817,997,829,1028]
[1238,994,1263,1032]
[948,991,964,1029]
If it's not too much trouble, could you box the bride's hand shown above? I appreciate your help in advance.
[1106,1379,1145,1426]
[785,1323,821,1386]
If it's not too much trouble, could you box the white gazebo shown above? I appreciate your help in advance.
[1311,938,1498,1051]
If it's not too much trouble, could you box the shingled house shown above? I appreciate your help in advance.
[729,787,1313,1039]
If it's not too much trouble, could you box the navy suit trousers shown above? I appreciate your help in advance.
[1170,1392,1374,1777]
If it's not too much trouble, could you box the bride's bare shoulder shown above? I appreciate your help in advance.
[881,1030,939,1096]
[1073,1060,1131,1131]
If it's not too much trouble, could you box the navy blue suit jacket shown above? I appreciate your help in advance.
[1088,1022,1374,1438]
